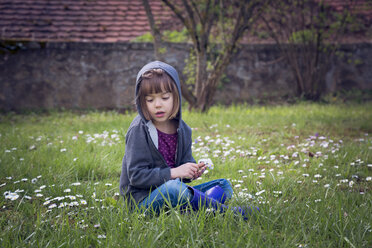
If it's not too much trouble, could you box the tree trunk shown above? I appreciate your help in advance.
[156,0,265,112]
[142,0,198,108]
[195,46,235,112]
[174,64,197,109]
[197,76,217,112]
[194,48,208,100]
[142,0,165,60]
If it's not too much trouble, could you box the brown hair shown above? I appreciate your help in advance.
[137,69,180,121]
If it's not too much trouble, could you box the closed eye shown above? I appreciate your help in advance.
[162,93,171,100]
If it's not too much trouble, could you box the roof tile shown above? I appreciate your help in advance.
[0,0,181,42]
[0,0,369,43]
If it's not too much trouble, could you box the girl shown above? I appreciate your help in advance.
[120,61,257,217]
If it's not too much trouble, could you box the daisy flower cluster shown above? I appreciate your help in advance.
[4,129,122,157]
[83,129,121,146]
[1,175,119,214]
[1,174,120,242]
[191,124,371,205]
[192,124,257,162]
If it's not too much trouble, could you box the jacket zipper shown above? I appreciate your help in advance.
[175,127,180,165]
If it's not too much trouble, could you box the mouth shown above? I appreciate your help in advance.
[155,111,165,118]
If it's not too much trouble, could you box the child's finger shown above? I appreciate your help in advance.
[190,165,199,174]
[198,162,205,168]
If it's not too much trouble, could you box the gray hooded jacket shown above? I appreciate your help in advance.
[119,61,196,204]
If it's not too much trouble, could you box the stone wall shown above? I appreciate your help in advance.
[0,42,371,111]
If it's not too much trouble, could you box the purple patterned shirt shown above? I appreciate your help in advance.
[157,129,177,168]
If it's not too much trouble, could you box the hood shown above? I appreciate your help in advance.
[135,61,182,121]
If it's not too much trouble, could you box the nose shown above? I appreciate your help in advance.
[154,97,162,107]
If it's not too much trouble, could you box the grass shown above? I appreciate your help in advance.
[0,103,371,247]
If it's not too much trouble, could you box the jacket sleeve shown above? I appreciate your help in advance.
[124,125,171,189]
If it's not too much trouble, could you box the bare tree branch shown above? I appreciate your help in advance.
[161,0,201,52]
[189,0,203,25]
[181,0,202,51]
[142,0,164,60]
[154,0,269,111]
[161,0,186,24]
[202,0,218,49]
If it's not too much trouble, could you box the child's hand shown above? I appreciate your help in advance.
[198,158,214,169]
[170,163,199,179]
[193,162,207,180]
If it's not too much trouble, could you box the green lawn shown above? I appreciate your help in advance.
[1,103,371,247]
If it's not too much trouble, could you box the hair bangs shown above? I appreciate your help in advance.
[140,74,174,96]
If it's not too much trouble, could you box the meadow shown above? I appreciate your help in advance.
[0,103,371,247]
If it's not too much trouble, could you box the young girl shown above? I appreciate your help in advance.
[120,61,257,218]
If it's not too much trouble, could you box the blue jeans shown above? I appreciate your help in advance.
[138,178,233,213]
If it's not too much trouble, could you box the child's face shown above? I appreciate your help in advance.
[145,91,174,124]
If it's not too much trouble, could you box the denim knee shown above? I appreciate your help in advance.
[218,178,232,188]
[138,180,192,212]
[162,180,192,206]
[217,179,233,199]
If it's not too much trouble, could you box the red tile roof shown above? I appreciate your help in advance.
[314,0,371,43]
[0,0,181,42]
[322,0,372,18]
[0,0,370,43]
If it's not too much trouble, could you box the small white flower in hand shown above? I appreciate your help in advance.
[198,158,214,169]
